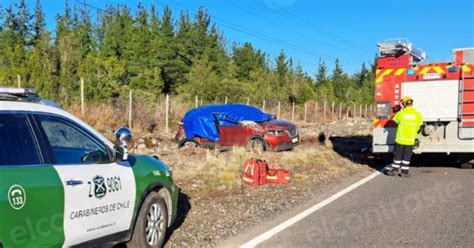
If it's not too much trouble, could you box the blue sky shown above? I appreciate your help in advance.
[3,0,474,75]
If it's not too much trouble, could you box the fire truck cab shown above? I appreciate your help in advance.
[373,39,474,166]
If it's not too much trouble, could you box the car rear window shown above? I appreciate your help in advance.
[0,114,41,166]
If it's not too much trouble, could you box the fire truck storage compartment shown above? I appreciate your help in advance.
[401,80,459,121]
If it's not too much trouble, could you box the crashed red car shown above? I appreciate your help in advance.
[175,104,299,152]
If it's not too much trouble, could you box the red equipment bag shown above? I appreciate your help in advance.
[242,159,268,186]
[266,169,290,184]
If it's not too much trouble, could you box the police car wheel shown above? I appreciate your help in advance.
[128,192,168,248]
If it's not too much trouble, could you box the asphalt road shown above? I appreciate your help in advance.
[251,165,474,247]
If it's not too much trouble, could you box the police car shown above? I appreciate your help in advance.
[0,87,178,248]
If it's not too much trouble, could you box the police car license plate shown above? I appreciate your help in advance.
[292,137,298,143]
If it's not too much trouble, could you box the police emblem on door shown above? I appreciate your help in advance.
[8,185,26,210]
[92,176,107,199]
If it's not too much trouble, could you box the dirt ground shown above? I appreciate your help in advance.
[125,119,376,247]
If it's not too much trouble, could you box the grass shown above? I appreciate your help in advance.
[168,144,361,199]
[63,101,369,199]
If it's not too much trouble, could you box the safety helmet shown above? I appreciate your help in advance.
[401,96,413,104]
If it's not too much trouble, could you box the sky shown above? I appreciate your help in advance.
[3,0,474,75]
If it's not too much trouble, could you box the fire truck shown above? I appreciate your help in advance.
[372,39,474,167]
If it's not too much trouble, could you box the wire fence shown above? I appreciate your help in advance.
[76,86,373,135]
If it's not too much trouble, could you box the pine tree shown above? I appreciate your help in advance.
[32,0,45,45]
[16,0,31,46]
[159,6,186,94]
[0,6,28,87]
[276,50,289,89]
[332,59,351,102]
[126,3,163,100]
[315,58,328,85]
[290,64,315,104]
[178,53,219,101]
[232,42,267,81]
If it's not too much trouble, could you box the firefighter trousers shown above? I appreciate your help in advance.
[389,143,413,173]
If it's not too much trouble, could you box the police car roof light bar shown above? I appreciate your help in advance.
[0,86,37,96]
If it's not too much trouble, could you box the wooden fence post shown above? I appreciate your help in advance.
[225,96,228,104]
[195,95,198,108]
[353,103,356,119]
[304,102,307,124]
[277,101,281,119]
[80,77,85,116]
[346,106,350,119]
[165,94,170,133]
[128,90,132,129]
[262,99,266,112]
[365,104,368,118]
[17,74,21,87]
[359,104,362,119]
[315,102,318,122]
[246,97,250,105]
[323,101,327,119]
[291,102,295,122]
[339,104,342,120]
[331,102,335,119]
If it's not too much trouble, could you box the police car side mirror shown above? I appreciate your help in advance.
[115,127,132,161]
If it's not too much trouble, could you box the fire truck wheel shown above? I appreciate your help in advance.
[378,153,393,166]
[460,162,473,169]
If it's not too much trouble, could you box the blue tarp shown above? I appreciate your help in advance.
[183,104,273,142]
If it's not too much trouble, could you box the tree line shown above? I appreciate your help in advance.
[0,0,375,106]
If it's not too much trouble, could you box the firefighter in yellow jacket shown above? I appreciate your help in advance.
[385,96,423,177]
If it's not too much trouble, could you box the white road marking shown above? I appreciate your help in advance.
[240,171,381,248]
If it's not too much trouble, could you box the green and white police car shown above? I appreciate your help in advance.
[0,87,178,248]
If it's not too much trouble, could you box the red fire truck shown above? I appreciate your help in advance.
[372,39,474,167]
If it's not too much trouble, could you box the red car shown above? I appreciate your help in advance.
[175,104,299,152]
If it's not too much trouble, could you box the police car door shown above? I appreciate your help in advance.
[0,113,64,248]
[32,114,136,246]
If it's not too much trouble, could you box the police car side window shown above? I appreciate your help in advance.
[36,115,110,165]
[0,114,42,166]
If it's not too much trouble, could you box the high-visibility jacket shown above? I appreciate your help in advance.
[393,106,423,145]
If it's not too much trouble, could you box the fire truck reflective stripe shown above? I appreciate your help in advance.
[419,66,432,74]
[376,69,381,75]
[462,65,472,72]
[376,69,393,83]
[433,66,445,73]
[395,68,405,76]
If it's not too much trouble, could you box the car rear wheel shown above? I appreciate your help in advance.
[128,192,168,248]
[247,138,267,154]
[177,139,200,149]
